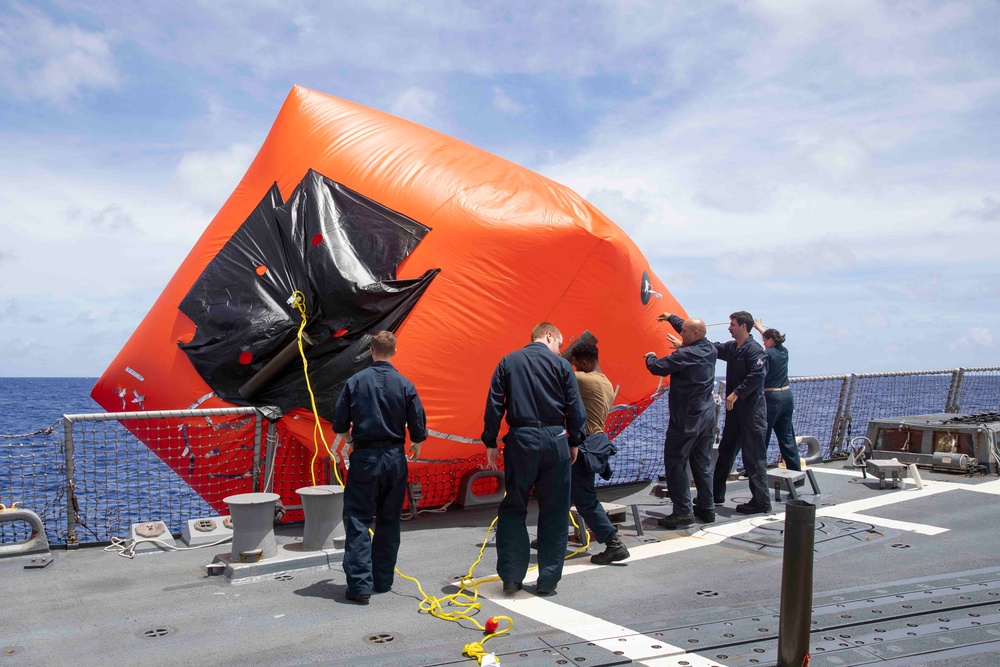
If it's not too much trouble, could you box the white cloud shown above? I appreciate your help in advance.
[390,87,438,123]
[492,87,524,115]
[173,143,255,212]
[955,197,1000,223]
[715,239,855,281]
[824,322,855,341]
[860,311,889,328]
[70,204,140,234]
[0,5,120,104]
[969,326,994,348]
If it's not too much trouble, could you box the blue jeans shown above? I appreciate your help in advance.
[497,426,571,590]
[571,458,617,544]
[342,446,408,594]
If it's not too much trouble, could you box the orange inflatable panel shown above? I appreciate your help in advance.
[92,85,685,515]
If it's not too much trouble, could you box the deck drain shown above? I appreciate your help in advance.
[141,627,174,638]
[697,590,719,597]
[366,633,394,644]
[890,543,911,549]
[275,574,294,581]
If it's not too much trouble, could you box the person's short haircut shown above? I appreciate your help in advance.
[730,311,754,333]
[370,330,397,356]
[570,341,598,363]
[763,328,786,345]
[531,322,561,341]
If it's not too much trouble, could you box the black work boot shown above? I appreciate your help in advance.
[693,507,716,524]
[590,536,630,565]
[658,512,695,529]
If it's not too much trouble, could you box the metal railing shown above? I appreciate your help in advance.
[1,407,283,547]
[2,366,999,546]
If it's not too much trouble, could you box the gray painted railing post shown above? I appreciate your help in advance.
[263,422,279,493]
[62,417,78,548]
[833,374,858,457]
[828,376,850,458]
[951,368,966,413]
[252,412,264,493]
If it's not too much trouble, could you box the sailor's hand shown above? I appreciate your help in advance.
[569,446,579,465]
[656,312,673,322]
[645,351,657,362]
[666,333,682,349]
[753,317,765,333]
[486,447,501,470]
[407,441,423,462]
[726,391,738,410]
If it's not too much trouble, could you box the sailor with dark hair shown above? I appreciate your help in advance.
[754,318,799,471]
[482,322,588,596]
[713,311,771,514]
[568,341,629,565]
[645,313,717,528]
[333,330,426,605]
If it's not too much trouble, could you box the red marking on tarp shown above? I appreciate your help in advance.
[255,265,268,276]
[239,352,253,364]
[333,329,348,337]
[311,233,323,246]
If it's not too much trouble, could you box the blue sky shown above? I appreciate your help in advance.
[1,0,998,377]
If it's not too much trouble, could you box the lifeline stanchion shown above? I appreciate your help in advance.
[777,499,815,667]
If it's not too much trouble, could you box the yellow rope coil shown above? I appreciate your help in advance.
[384,502,592,664]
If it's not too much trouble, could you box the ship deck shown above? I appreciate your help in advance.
[5,461,1000,667]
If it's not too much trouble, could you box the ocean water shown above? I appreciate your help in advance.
[0,377,103,436]
[2,372,998,545]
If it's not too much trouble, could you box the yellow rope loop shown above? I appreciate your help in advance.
[290,291,343,487]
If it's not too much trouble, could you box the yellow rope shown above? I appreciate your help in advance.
[384,500,592,664]
[289,291,342,487]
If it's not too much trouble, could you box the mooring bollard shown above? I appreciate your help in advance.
[777,499,815,667]
[297,485,345,551]
[224,492,281,561]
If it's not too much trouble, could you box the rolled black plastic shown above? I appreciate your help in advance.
[777,499,815,667]
[239,332,314,399]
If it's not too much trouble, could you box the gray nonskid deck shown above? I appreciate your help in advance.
[4,463,1000,666]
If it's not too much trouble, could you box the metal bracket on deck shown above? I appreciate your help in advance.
[0,506,51,559]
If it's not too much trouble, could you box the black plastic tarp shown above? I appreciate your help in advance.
[179,169,439,418]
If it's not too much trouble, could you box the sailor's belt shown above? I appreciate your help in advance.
[764,386,791,392]
[508,420,564,428]
[353,439,406,449]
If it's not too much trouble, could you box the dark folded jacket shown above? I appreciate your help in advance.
[578,432,616,480]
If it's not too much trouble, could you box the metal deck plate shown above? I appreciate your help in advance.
[710,516,898,556]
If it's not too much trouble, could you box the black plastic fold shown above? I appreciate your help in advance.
[179,169,438,417]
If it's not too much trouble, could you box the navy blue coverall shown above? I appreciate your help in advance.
[333,361,427,595]
[713,337,770,509]
[645,315,718,516]
[482,341,587,591]
[763,344,799,471]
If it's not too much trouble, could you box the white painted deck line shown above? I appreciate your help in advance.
[489,595,727,667]
[478,468,987,665]
[820,510,948,535]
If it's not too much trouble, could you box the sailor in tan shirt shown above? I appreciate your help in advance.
[569,341,629,565]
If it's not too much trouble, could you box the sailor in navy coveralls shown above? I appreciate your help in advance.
[712,311,771,514]
[333,331,426,604]
[645,313,718,528]
[482,322,587,596]
[753,318,800,471]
